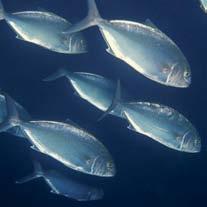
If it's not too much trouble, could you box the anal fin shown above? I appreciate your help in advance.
[127,124,136,132]
[30,145,42,153]
[106,47,116,57]
[73,91,81,98]
[16,35,25,41]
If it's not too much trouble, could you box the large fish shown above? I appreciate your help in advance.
[122,102,201,153]
[0,0,87,54]
[44,68,123,118]
[16,161,104,201]
[98,82,201,153]
[64,0,191,88]
[0,93,30,138]
[0,93,115,177]
[200,0,207,13]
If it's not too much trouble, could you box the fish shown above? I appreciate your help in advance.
[0,93,30,138]
[64,0,191,88]
[97,83,201,153]
[0,93,116,177]
[44,68,123,118]
[122,102,201,153]
[0,0,87,54]
[16,161,104,201]
[200,0,207,13]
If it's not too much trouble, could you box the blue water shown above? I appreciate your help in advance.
[0,0,206,206]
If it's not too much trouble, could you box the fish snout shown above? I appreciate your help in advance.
[90,156,116,177]
[180,131,201,153]
[183,70,191,87]
[167,64,191,88]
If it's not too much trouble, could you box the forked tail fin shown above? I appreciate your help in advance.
[64,0,103,34]
[98,79,122,121]
[43,67,71,82]
[16,161,43,184]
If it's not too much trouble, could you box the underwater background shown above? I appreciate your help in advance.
[0,0,207,206]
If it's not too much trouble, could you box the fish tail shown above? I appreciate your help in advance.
[87,0,101,22]
[0,92,22,133]
[16,161,43,184]
[15,173,41,184]
[98,79,122,121]
[43,67,71,82]
[63,0,102,34]
[0,0,5,21]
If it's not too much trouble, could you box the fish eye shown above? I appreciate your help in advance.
[107,162,113,168]
[184,71,190,78]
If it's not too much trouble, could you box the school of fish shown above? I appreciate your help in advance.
[0,0,204,202]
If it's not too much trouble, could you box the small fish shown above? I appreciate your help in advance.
[98,82,201,153]
[64,0,191,88]
[44,68,123,118]
[200,0,207,13]
[0,0,87,54]
[0,93,30,138]
[16,161,104,201]
[0,93,116,177]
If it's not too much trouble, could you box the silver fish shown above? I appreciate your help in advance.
[16,161,104,201]
[0,94,30,138]
[0,0,87,54]
[122,102,201,153]
[200,0,207,13]
[97,82,201,153]
[44,68,123,118]
[64,0,191,88]
[0,93,116,177]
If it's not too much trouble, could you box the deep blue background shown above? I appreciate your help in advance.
[0,0,207,206]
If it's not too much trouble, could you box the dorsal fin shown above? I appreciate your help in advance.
[144,19,159,30]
